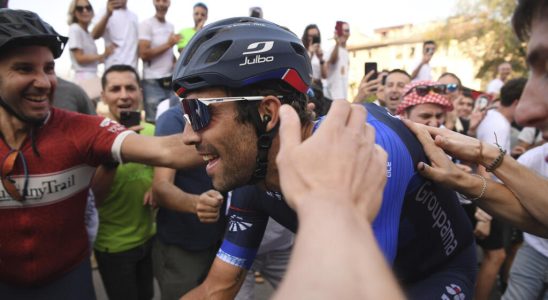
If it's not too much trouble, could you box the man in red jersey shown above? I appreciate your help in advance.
[0,9,200,299]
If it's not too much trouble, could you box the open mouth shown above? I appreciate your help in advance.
[202,154,220,173]
[24,95,48,103]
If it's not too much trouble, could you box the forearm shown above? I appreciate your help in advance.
[139,41,173,61]
[490,153,548,231]
[121,134,203,170]
[73,51,104,65]
[181,259,247,300]
[275,195,404,300]
[456,171,548,237]
[410,63,422,79]
[91,13,110,39]
[152,170,198,213]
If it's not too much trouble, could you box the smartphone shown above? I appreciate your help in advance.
[312,35,321,44]
[335,21,344,37]
[364,62,378,81]
[474,95,490,111]
[120,111,141,127]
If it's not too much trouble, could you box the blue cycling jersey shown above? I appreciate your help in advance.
[218,103,476,294]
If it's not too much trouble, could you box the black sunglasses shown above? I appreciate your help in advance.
[404,84,448,97]
[181,96,282,132]
[75,5,93,13]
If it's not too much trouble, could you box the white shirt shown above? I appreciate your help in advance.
[411,60,432,82]
[517,144,548,257]
[139,17,175,79]
[101,8,139,69]
[477,109,511,181]
[325,46,349,101]
[518,126,544,145]
[68,23,98,74]
[487,78,504,94]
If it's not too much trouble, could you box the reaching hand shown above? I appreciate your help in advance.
[276,100,387,223]
[354,71,382,102]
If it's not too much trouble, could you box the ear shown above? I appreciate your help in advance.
[258,95,282,131]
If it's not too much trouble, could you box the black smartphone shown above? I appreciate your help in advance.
[312,35,321,44]
[120,111,141,127]
[364,62,378,81]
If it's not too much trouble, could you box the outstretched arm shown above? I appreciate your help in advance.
[180,258,247,300]
[404,119,548,236]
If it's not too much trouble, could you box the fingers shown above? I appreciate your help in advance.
[347,104,367,130]
[318,100,351,134]
[278,104,302,154]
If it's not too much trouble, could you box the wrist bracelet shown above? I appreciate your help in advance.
[485,132,506,172]
[466,174,487,201]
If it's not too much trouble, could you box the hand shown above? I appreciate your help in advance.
[196,19,206,30]
[511,145,527,158]
[168,34,181,47]
[402,119,475,190]
[143,188,157,208]
[276,100,388,223]
[468,109,487,136]
[404,119,484,165]
[103,44,116,58]
[475,208,493,223]
[315,47,324,61]
[353,71,381,103]
[474,219,491,239]
[422,51,433,64]
[107,0,122,13]
[195,190,223,223]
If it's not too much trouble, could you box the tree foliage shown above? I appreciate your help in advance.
[438,0,527,82]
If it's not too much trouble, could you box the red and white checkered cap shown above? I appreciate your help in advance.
[396,80,454,115]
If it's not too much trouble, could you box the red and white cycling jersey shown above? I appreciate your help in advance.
[0,108,132,286]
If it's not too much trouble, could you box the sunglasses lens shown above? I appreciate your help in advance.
[182,99,210,131]
[415,86,430,96]
[432,85,446,94]
[446,84,458,93]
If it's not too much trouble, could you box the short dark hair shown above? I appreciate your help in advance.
[512,0,548,41]
[500,77,527,107]
[101,64,140,90]
[438,72,462,88]
[194,2,208,12]
[383,69,411,85]
[229,80,312,127]
[423,40,436,48]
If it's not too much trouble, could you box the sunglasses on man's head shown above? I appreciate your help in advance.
[404,84,448,97]
[75,5,93,13]
[446,83,459,93]
[180,96,283,132]
[1,150,29,201]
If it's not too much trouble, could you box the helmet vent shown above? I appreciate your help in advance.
[290,42,306,57]
[183,29,221,66]
[185,76,205,84]
[205,40,232,63]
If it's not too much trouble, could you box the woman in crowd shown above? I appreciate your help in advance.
[67,0,113,101]
[301,24,327,88]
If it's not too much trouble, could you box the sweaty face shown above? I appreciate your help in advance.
[182,88,258,192]
[383,72,410,114]
[403,103,446,128]
[515,17,548,140]
[101,71,142,121]
[0,46,56,122]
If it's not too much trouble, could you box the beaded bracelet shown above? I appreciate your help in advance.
[486,132,506,172]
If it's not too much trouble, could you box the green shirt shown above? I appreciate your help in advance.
[94,123,156,253]
[177,27,196,50]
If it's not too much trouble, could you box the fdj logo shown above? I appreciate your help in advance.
[240,41,275,66]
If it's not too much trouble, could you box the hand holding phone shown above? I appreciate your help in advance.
[364,62,378,82]
[312,35,321,45]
